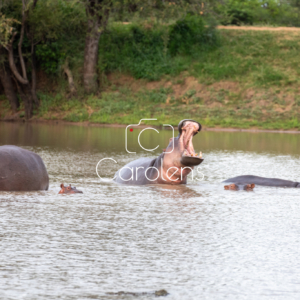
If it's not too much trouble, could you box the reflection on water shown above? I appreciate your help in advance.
[0,122,300,300]
[1,122,300,155]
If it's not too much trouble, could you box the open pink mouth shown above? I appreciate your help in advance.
[180,121,202,158]
[177,121,204,167]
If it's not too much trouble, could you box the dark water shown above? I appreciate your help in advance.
[0,122,300,300]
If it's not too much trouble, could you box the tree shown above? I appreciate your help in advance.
[82,0,206,94]
[0,0,210,118]
[83,0,111,94]
[0,0,79,118]
[0,13,19,112]
[0,0,39,119]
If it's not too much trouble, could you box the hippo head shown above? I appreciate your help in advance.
[160,119,203,184]
[58,183,83,194]
[224,183,255,191]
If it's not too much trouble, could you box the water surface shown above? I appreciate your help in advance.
[0,122,300,300]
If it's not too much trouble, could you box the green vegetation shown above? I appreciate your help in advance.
[98,17,218,80]
[216,0,300,27]
[25,28,299,130]
[1,0,300,131]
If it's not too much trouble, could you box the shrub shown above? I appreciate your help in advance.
[36,42,66,74]
[98,18,218,80]
[168,15,210,55]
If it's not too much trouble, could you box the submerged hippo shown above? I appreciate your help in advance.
[224,183,255,191]
[107,289,168,297]
[0,145,49,191]
[223,175,300,188]
[59,184,83,194]
[114,119,204,185]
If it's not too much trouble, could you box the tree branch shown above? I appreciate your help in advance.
[6,32,29,85]
[18,0,29,81]
[32,0,38,9]
[31,41,39,106]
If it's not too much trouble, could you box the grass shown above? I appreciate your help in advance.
[2,28,300,130]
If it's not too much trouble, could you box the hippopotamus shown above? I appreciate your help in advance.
[107,290,168,297]
[59,184,83,194]
[114,119,204,185]
[224,183,255,191]
[223,175,300,188]
[0,145,49,191]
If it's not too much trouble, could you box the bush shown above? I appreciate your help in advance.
[168,15,209,55]
[227,7,254,25]
[98,17,218,80]
[217,0,300,27]
[218,0,255,26]
[36,42,66,74]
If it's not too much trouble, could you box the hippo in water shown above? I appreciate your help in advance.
[224,183,255,191]
[59,184,83,194]
[223,175,300,188]
[0,145,49,191]
[114,119,204,185]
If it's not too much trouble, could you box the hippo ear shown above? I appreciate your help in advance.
[250,183,255,189]
[59,184,64,194]
[224,185,229,190]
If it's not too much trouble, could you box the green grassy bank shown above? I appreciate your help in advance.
[1,27,300,130]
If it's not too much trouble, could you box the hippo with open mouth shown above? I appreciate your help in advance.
[114,119,204,185]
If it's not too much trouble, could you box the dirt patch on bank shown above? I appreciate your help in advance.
[218,26,300,32]
[106,73,239,102]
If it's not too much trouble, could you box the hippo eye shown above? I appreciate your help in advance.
[67,186,71,190]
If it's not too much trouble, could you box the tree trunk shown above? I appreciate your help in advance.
[31,42,39,108]
[0,63,19,113]
[16,83,33,120]
[63,59,76,95]
[83,24,101,94]
[83,0,110,94]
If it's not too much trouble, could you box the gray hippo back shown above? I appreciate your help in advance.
[223,175,300,188]
[0,145,49,191]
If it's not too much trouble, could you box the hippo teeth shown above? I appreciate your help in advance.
[183,149,202,158]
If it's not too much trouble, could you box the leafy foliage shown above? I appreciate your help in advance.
[215,0,300,27]
[0,13,19,48]
[99,17,219,80]
[36,42,66,74]
[168,15,216,55]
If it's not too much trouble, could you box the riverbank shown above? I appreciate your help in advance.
[1,28,300,131]
[2,119,300,134]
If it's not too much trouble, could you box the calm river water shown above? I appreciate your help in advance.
[1,122,300,300]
